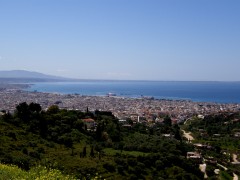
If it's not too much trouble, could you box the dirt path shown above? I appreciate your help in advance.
[199,163,208,178]
[233,173,238,180]
[217,163,227,171]
[233,154,239,163]
[182,130,194,141]
[232,154,239,180]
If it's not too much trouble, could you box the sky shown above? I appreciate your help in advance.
[0,0,240,81]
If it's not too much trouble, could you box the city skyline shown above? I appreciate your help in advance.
[0,0,240,81]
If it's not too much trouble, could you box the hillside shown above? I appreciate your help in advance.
[183,112,240,178]
[0,163,74,180]
[0,70,62,79]
[0,70,71,83]
[0,103,204,179]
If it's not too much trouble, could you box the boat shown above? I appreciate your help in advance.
[107,92,117,97]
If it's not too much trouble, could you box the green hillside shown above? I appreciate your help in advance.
[0,102,204,179]
[0,163,74,180]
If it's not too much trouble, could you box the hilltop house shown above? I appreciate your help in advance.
[83,118,96,131]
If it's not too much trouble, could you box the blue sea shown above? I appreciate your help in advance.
[26,81,240,103]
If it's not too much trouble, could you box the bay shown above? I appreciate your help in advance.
[26,81,240,103]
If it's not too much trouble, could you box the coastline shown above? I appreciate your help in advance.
[24,81,240,104]
[0,88,239,123]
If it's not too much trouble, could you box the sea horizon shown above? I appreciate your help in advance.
[25,80,240,104]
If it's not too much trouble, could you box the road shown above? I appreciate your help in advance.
[182,130,194,141]
[233,154,239,163]
[233,173,238,180]
[199,163,208,178]
[232,154,239,180]
[182,128,239,179]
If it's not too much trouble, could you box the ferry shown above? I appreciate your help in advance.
[107,92,117,97]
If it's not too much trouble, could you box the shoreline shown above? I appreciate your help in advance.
[25,87,240,105]
[2,81,240,104]
[0,89,239,122]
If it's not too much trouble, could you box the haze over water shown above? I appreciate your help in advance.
[27,81,240,104]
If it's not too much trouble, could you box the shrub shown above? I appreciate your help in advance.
[22,147,28,155]
[29,151,40,159]
[0,163,76,180]
[103,162,115,172]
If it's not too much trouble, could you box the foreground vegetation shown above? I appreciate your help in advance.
[1,101,239,179]
[183,112,240,178]
[0,163,74,180]
[0,102,206,179]
[2,102,240,179]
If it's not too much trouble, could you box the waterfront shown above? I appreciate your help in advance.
[26,81,240,103]
[1,89,239,124]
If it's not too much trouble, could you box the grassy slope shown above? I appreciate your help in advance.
[0,163,75,180]
[0,120,122,179]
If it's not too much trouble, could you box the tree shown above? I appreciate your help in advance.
[163,115,172,126]
[47,105,59,114]
[29,102,42,113]
[90,146,95,157]
[173,124,182,142]
[96,121,104,141]
[73,119,84,130]
[2,111,12,121]
[82,146,87,158]
[39,117,48,138]
[16,102,30,122]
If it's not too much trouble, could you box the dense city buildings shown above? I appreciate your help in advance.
[0,89,239,124]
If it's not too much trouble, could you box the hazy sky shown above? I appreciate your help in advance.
[0,0,239,81]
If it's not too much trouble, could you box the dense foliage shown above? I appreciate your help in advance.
[185,112,240,150]
[0,102,203,179]
[184,112,240,178]
[0,163,75,180]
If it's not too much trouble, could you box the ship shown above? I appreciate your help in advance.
[107,92,117,97]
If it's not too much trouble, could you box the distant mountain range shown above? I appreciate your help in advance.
[0,70,71,83]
